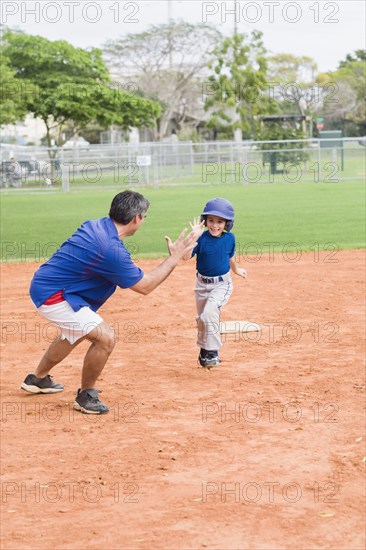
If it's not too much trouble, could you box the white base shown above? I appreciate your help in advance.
[220,320,261,334]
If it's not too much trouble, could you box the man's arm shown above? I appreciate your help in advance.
[130,228,198,295]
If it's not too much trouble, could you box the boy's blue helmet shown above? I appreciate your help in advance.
[201,198,234,231]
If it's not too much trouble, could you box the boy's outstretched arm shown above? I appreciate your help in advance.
[182,217,205,261]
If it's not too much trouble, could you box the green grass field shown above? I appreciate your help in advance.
[1,181,365,262]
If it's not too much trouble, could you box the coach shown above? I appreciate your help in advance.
[21,190,197,414]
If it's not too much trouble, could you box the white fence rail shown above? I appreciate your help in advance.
[1,137,364,191]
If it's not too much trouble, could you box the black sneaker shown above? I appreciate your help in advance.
[21,373,64,394]
[73,388,109,415]
[198,352,221,368]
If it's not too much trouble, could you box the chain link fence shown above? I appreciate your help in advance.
[1,137,364,191]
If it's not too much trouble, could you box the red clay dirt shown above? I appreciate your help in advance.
[1,250,365,550]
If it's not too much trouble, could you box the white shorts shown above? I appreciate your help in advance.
[37,301,103,344]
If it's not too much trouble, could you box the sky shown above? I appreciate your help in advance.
[1,0,365,73]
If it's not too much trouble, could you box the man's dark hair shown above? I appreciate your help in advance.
[109,190,150,224]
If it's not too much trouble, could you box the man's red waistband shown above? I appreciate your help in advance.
[43,290,66,305]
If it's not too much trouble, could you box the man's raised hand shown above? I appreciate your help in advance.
[164,227,199,260]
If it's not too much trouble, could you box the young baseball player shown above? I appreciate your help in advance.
[185,198,247,368]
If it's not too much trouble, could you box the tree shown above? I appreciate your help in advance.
[316,50,366,135]
[103,22,221,140]
[204,31,276,140]
[266,53,318,116]
[2,31,161,154]
[0,51,29,125]
[339,49,366,67]
[257,118,309,174]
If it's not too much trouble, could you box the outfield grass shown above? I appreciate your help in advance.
[1,181,365,262]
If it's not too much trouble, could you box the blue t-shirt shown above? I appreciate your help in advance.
[30,217,144,312]
[192,231,235,276]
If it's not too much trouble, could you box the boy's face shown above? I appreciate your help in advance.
[206,215,226,237]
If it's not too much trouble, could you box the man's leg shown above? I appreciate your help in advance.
[81,321,115,389]
[35,336,81,378]
[21,336,81,394]
[32,320,115,389]
[73,321,115,414]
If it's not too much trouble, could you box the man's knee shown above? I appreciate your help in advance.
[100,325,116,353]
[88,323,116,353]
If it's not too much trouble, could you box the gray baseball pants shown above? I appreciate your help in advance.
[195,271,233,351]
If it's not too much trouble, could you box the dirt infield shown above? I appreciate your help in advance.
[1,250,365,550]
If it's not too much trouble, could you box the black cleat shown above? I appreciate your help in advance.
[21,373,64,394]
[73,388,109,414]
[198,352,221,368]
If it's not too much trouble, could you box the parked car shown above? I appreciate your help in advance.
[0,156,43,187]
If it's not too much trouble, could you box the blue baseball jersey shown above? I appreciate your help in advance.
[30,217,144,312]
[192,231,236,276]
